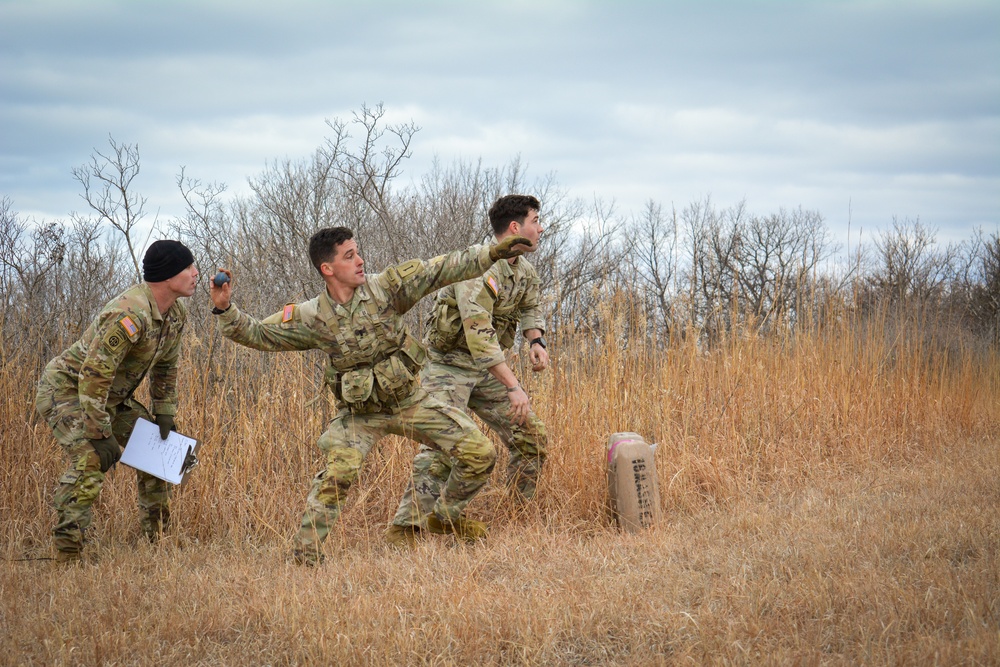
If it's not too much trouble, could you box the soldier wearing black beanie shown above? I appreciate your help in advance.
[143,240,195,282]
[35,237,198,562]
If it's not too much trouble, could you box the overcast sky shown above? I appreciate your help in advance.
[1,0,997,253]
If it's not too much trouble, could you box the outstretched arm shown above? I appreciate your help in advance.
[210,268,317,353]
[385,237,533,314]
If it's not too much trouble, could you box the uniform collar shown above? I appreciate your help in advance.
[320,283,370,318]
[354,282,372,304]
[497,257,517,279]
[139,283,164,322]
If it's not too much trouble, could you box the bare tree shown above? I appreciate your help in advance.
[72,135,150,280]
[0,200,60,360]
[675,198,834,339]
[867,216,955,305]
[325,103,420,264]
[547,197,627,335]
[626,199,679,334]
[950,228,1000,343]
[681,197,744,339]
[734,207,833,331]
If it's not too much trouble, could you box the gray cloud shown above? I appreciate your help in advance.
[1,0,997,248]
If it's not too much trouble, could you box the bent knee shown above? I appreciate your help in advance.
[326,446,364,483]
[413,449,451,478]
[453,435,496,475]
[55,467,104,506]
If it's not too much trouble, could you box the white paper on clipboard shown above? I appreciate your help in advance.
[120,417,198,485]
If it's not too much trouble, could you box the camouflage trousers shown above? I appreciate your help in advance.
[35,378,171,556]
[390,359,547,530]
[295,388,496,556]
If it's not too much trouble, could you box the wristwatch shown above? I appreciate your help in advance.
[211,304,232,315]
[529,336,546,349]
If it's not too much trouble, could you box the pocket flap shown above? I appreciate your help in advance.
[340,367,374,404]
[373,355,414,393]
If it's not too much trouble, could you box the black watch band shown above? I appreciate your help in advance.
[211,304,232,315]
[529,336,546,349]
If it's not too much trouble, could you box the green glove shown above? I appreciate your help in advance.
[154,414,176,440]
[90,435,121,473]
[489,235,533,261]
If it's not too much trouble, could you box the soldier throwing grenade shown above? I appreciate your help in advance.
[209,227,532,565]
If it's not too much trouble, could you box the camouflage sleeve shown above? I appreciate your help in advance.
[216,303,318,352]
[456,273,506,370]
[518,273,546,335]
[379,244,493,315]
[149,313,183,417]
[78,312,140,439]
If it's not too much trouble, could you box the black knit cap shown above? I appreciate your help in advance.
[143,240,195,282]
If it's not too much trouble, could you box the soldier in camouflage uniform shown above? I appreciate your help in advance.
[35,240,199,561]
[208,227,532,565]
[387,195,549,546]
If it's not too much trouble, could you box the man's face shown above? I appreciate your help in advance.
[166,263,199,298]
[324,239,366,288]
[512,208,543,251]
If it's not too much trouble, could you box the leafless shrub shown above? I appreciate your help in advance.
[0,198,128,370]
[72,136,152,281]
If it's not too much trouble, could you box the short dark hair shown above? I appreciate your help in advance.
[488,195,541,236]
[308,227,354,274]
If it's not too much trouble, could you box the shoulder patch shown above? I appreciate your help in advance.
[484,275,500,298]
[396,259,421,279]
[119,315,140,342]
[104,326,129,354]
[384,259,421,291]
[282,304,295,323]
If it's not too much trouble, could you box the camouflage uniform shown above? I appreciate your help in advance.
[390,255,548,530]
[216,244,498,559]
[35,283,186,556]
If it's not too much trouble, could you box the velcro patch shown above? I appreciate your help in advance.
[484,275,499,298]
[104,327,129,354]
[396,260,421,279]
[120,315,139,340]
[385,259,421,291]
[282,304,295,323]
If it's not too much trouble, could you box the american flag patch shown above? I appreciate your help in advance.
[120,316,138,337]
[282,304,295,322]
[485,276,499,297]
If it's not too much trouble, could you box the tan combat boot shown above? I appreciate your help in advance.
[291,547,325,567]
[426,514,488,543]
[384,524,421,549]
[54,549,82,564]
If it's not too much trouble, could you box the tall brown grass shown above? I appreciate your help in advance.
[1,297,997,664]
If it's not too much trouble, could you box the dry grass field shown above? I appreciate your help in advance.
[2,303,998,665]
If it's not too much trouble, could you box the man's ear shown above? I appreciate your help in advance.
[319,262,335,277]
[508,220,520,236]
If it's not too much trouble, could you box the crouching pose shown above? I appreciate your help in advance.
[36,240,198,561]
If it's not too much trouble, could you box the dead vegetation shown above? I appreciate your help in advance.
[1,111,997,664]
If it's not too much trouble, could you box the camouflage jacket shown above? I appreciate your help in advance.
[425,255,545,371]
[38,282,187,439]
[217,243,495,414]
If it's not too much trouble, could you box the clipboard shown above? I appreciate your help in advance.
[120,417,200,485]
